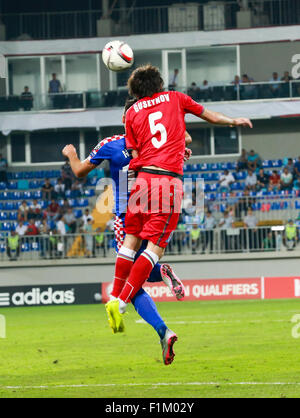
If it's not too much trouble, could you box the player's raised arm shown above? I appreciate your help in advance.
[200,109,253,128]
[62,144,95,178]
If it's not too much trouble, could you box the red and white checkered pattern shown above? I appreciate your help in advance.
[114,215,125,251]
[98,135,124,148]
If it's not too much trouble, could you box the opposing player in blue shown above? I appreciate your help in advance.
[62,98,191,365]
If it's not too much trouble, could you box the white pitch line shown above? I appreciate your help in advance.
[135,319,287,325]
[1,382,300,391]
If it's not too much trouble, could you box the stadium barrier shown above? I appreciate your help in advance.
[0,225,298,262]
[0,283,102,308]
[102,277,300,303]
[2,80,300,113]
[2,0,299,40]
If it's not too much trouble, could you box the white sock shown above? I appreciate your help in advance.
[143,249,159,267]
[119,246,137,260]
[118,298,127,314]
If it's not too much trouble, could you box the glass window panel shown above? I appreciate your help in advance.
[66,54,98,92]
[45,57,63,93]
[214,127,239,155]
[30,131,79,163]
[186,47,237,89]
[11,134,26,163]
[186,126,211,156]
[8,58,41,100]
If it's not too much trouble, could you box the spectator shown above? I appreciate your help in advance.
[0,153,8,185]
[285,158,294,175]
[247,149,262,171]
[294,156,300,179]
[82,208,94,226]
[256,168,269,191]
[232,75,241,91]
[54,178,65,199]
[202,211,216,254]
[281,71,293,82]
[190,223,201,255]
[71,179,84,197]
[169,69,179,90]
[83,217,94,257]
[49,229,59,258]
[20,86,33,111]
[269,170,281,191]
[48,73,62,94]
[237,148,248,172]
[200,80,210,101]
[284,219,298,250]
[227,191,239,217]
[16,219,27,236]
[42,178,54,201]
[61,159,74,192]
[241,74,257,99]
[28,199,42,221]
[60,198,71,215]
[47,199,60,221]
[219,210,235,251]
[269,71,281,97]
[26,218,39,236]
[280,167,293,191]
[243,208,259,250]
[56,215,66,236]
[187,82,199,100]
[245,169,257,191]
[6,230,20,260]
[64,208,77,234]
[18,200,29,222]
[39,219,50,258]
[262,231,275,251]
[219,169,235,192]
[94,227,105,257]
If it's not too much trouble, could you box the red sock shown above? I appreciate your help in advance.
[119,250,158,303]
[111,247,136,298]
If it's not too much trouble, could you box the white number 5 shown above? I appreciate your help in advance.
[149,111,167,149]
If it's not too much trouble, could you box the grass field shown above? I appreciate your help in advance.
[0,299,300,398]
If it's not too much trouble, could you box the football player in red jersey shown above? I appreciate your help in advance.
[107,65,252,346]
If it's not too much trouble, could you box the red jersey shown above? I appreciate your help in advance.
[125,91,204,175]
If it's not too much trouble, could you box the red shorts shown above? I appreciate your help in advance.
[125,171,183,248]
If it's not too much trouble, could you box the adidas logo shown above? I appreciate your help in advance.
[0,288,75,307]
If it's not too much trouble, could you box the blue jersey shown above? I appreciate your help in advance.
[88,135,132,216]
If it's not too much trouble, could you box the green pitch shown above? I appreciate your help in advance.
[0,299,300,398]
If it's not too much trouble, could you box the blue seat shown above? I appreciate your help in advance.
[8,212,18,221]
[295,201,300,210]
[74,209,83,218]
[21,242,30,252]
[33,191,42,199]
[4,202,14,211]
[77,198,89,207]
[23,172,34,179]
[272,159,282,168]
[0,212,8,221]
[262,160,272,168]
[84,189,95,198]
[0,183,5,190]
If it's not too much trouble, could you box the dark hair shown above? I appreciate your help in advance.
[124,97,137,113]
[127,65,164,99]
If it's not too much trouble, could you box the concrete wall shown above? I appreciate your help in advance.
[240,41,300,81]
[0,252,299,287]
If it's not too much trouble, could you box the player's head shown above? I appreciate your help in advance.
[127,64,164,99]
[122,97,137,123]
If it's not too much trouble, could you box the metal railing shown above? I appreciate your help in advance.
[2,80,300,113]
[1,225,299,262]
[2,1,300,40]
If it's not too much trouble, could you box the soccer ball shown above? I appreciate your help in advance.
[102,40,134,72]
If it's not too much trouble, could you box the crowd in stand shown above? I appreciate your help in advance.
[4,158,111,261]
[187,71,297,101]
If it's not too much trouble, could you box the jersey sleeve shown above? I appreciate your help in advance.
[88,139,113,166]
[125,111,137,151]
[176,91,205,117]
